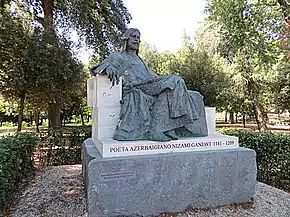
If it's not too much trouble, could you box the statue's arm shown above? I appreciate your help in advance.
[90,52,123,86]
[90,52,118,75]
[149,69,158,77]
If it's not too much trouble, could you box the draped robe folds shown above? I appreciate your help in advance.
[93,51,208,141]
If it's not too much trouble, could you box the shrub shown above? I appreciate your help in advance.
[37,127,91,166]
[0,133,37,208]
[218,128,290,191]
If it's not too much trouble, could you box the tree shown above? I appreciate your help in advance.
[139,42,162,73]
[26,0,131,59]
[270,1,290,112]
[60,76,90,126]
[1,0,131,130]
[170,33,228,107]
[9,0,131,129]
[0,1,90,130]
[0,95,8,127]
[207,0,284,130]
[26,34,87,129]
[139,34,229,107]
[0,5,38,131]
[139,42,175,75]
[194,20,246,120]
[271,56,290,111]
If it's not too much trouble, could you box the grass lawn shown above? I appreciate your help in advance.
[0,123,91,137]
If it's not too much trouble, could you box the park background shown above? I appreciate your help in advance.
[0,0,289,214]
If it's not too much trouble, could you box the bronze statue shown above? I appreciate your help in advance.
[91,28,208,141]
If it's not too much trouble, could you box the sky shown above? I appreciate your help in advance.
[77,0,207,63]
[123,0,207,52]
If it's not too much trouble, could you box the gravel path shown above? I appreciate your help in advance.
[11,165,87,217]
[7,165,290,217]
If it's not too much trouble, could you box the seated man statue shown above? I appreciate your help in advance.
[90,28,208,142]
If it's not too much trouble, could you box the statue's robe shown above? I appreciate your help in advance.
[93,51,208,141]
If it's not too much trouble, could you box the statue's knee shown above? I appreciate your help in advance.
[173,75,185,84]
[188,90,203,100]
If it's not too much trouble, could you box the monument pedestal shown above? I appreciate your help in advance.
[85,76,257,216]
[82,139,257,217]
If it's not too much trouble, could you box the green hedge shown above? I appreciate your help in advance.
[51,128,91,166]
[37,128,91,166]
[0,133,37,208]
[218,128,290,191]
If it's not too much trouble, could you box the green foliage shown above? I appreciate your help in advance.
[37,128,91,166]
[25,0,131,60]
[51,128,91,165]
[174,44,229,106]
[0,9,35,101]
[60,80,91,126]
[207,0,286,128]
[208,0,284,62]
[0,96,9,126]
[0,133,37,208]
[139,35,229,107]
[1,0,131,130]
[194,19,223,55]
[26,35,88,107]
[0,10,87,128]
[139,42,175,75]
[218,128,290,191]
[194,20,248,114]
[272,59,290,111]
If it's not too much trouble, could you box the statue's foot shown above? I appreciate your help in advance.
[164,130,178,140]
[148,131,171,142]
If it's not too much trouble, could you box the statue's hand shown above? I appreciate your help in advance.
[89,65,98,76]
[106,66,120,86]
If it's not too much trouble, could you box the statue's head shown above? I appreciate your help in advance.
[122,28,141,54]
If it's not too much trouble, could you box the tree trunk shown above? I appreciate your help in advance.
[252,100,268,131]
[229,111,235,124]
[242,112,246,128]
[244,60,268,131]
[30,112,33,125]
[43,0,61,130]
[35,111,40,133]
[224,111,228,123]
[48,102,61,129]
[43,0,54,27]
[17,94,25,132]
[247,79,268,130]
[80,111,85,126]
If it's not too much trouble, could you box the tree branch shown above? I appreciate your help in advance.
[266,0,278,7]
[35,15,44,26]
[278,0,289,17]
[0,0,11,9]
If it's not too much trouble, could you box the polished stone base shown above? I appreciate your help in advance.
[82,138,257,217]
[94,134,239,158]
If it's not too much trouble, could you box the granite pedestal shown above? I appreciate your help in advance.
[82,139,257,217]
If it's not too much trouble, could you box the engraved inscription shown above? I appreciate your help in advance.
[108,139,237,153]
[102,92,112,97]
[99,171,136,181]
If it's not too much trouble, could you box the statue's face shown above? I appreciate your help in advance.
[127,31,140,51]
